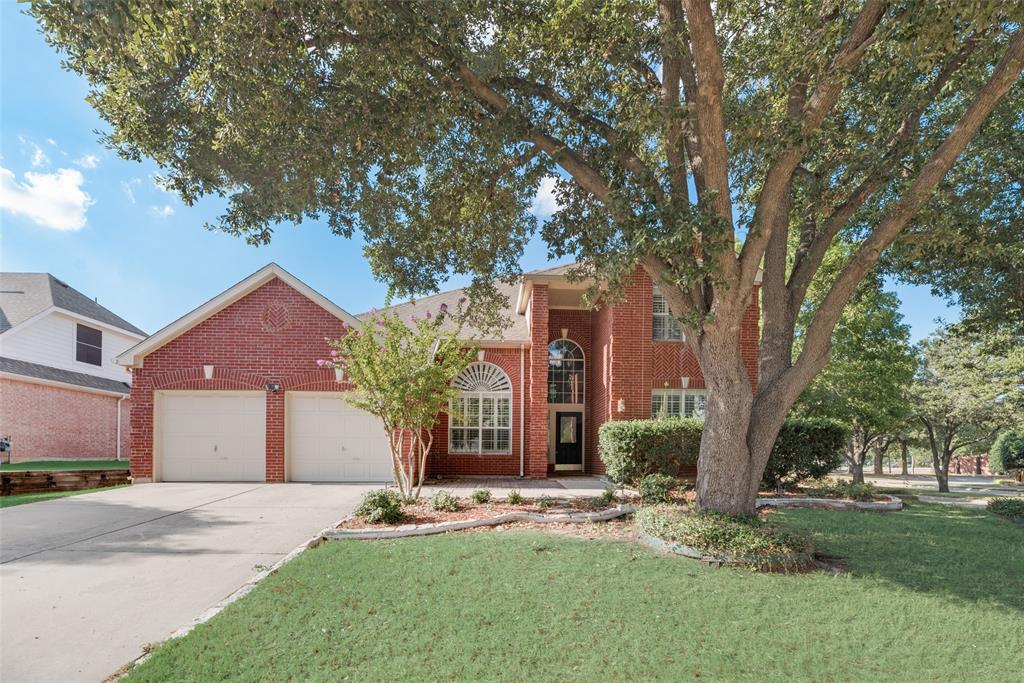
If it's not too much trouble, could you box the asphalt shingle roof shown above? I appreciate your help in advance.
[0,273,146,336]
[0,356,131,394]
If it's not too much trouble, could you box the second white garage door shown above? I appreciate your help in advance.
[286,392,393,482]
[158,391,266,482]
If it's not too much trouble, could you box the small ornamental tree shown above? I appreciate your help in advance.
[322,306,475,501]
[990,429,1024,479]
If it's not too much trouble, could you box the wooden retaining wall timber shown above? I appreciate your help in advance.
[0,469,130,496]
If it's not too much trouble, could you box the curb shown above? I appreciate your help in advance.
[324,504,637,541]
[755,494,902,511]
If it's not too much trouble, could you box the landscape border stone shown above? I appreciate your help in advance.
[755,494,902,511]
[637,531,815,568]
[324,504,637,541]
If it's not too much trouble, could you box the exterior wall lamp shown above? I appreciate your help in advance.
[617,398,626,413]
[265,383,282,394]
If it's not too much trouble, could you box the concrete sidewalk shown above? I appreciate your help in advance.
[1,482,370,683]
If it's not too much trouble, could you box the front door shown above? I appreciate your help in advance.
[554,411,583,470]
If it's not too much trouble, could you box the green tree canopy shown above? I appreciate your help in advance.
[30,0,1024,514]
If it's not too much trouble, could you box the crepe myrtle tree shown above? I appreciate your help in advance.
[912,326,1024,493]
[321,304,475,501]
[31,1,1024,514]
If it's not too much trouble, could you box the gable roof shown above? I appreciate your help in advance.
[115,263,362,368]
[0,273,146,336]
[0,356,131,395]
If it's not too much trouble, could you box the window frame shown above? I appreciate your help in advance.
[75,323,103,367]
[651,389,707,419]
[652,291,684,341]
[449,362,513,455]
[547,339,585,405]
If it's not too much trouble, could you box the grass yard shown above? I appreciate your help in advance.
[0,486,125,508]
[0,459,129,471]
[125,502,1023,682]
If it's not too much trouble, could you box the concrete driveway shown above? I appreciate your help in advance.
[1,482,370,683]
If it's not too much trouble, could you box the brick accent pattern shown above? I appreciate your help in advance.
[128,278,347,482]
[0,378,129,462]
[527,286,550,478]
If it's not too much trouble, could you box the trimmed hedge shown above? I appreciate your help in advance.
[599,416,847,489]
[761,418,848,492]
[990,429,1024,475]
[987,497,1024,520]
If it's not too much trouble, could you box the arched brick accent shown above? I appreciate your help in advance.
[150,367,265,391]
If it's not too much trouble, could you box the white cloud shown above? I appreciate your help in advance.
[46,138,57,146]
[121,178,141,204]
[0,166,92,231]
[530,176,563,217]
[31,145,49,168]
[149,204,175,218]
[75,154,99,169]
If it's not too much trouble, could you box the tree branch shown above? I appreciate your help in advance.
[659,0,689,207]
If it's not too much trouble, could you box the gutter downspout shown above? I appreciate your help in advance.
[116,395,127,461]
[519,343,525,478]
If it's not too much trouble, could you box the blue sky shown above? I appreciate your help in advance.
[1,5,957,340]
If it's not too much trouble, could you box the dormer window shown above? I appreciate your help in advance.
[652,292,683,341]
[76,324,102,366]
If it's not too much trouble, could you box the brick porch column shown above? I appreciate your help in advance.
[527,285,549,478]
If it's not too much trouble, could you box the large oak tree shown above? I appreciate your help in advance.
[31,0,1024,514]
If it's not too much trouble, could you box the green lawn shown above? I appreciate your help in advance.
[125,503,1023,682]
[0,486,124,508]
[0,459,129,471]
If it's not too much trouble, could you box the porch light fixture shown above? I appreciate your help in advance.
[617,398,626,413]
[681,376,690,389]
[265,382,282,394]
[203,365,214,380]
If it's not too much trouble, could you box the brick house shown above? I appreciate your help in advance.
[117,263,759,483]
[0,273,146,462]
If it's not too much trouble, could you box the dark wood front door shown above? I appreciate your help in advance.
[555,411,583,468]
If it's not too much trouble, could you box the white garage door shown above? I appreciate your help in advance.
[287,392,393,482]
[158,392,266,482]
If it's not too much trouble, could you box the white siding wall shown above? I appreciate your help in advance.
[0,311,138,383]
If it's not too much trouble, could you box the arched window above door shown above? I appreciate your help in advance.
[548,339,584,404]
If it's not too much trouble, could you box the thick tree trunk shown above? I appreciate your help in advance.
[931,451,951,493]
[850,460,865,484]
[873,444,884,475]
[900,441,909,476]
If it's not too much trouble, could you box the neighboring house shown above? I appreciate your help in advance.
[117,262,759,483]
[0,273,146,462]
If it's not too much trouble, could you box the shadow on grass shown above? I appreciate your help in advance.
[776,501,1024,612]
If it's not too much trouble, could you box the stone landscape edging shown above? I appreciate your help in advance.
[637,531,814,568]
[755,494,902,511]
[324,504,637,541]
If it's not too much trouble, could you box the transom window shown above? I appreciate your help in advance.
[449,362,512,454]
[548,339,584,404]
[651,389,707,419]
[652,292,683,341]
[75,324,102,366]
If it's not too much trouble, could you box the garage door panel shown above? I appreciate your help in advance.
[287,392,392,482]
[158,392,266,482]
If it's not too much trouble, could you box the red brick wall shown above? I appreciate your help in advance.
[0,378,128,462]
[527,286,550,478]
[427,347,525,478]
[548,309,594,471]
[128,277,346,482]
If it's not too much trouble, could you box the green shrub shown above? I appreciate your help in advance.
[635,505,811,568]
[990,429,1024,474]
[806,478,878,501]
[638,473,677,504]
[761,418,848,492]
[470,488,492,504]
[598,488,617,506]
[535,494,553,510]
[506,489,524,505]
[430,490,460,512]
[987,497,1024,520]
[354,489,404,524]
[598,417,703,484]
